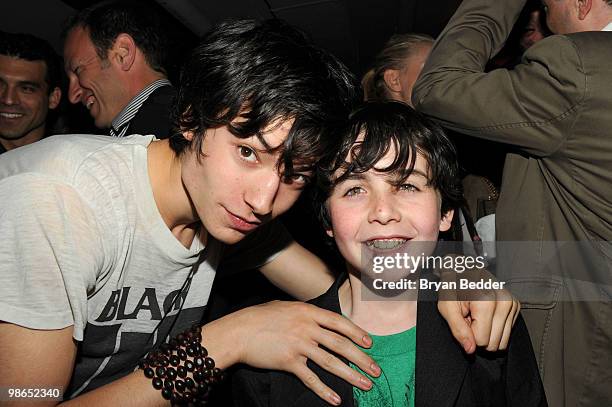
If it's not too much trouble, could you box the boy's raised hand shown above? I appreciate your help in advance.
[437,267,520,353]
[204,300,380,406]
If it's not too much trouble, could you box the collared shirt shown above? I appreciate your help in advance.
[110,79,172,137]
[603,21,612,31]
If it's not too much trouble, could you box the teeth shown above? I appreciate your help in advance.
[0,113,23,118]
[366,239,407,250]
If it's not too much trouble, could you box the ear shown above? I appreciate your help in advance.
[183,131,195,142]
[111,33,137,71]
[439,209,454,232]
[577,0,592,20]
[48,87,61,110]
[383,69,402,93]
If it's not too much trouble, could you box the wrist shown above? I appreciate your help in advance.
[201,310,246,368]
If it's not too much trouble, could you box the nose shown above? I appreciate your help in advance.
[0,84,18,105]
[367,193,401,225]
[67,75,83,104]
[244,170,282,217]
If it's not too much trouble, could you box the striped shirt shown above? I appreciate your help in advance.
[110,79,172,138]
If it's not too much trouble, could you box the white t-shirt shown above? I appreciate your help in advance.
[0,134,291,396]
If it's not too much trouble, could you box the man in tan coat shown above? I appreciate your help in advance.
[413,0,612,406]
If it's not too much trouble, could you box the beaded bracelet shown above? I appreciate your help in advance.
[139,324,224,406]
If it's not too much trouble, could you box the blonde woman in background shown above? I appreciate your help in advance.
[361,33,433,105]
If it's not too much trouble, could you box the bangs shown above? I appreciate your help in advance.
[329,121,431,188]
[228,113,326,181]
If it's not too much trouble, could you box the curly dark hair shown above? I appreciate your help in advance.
[169,19,359,180]
[315,101,463,231]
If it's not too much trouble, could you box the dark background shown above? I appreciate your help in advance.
[3,0,463,76]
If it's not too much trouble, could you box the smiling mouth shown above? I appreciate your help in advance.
[365,238,408,250]
[0,112,24,119]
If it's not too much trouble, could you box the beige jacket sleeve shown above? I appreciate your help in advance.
[412,0,586,157]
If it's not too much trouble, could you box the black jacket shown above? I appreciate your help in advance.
[125,85,176,139]
[233,273,547,407]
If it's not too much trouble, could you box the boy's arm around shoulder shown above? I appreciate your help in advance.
[220,219,334,301]
[259,240,335,301]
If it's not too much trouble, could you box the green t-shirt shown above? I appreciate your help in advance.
[350,326,416,407]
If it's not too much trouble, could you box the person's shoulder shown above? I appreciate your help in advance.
[0,134,154,183]
[524,32,611,64]
[522,34,581,61]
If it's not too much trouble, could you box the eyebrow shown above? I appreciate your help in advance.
[393,169,429,180]
[335,169,430,185]
[18,81,43,89]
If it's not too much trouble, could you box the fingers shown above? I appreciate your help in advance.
[469,288,520,351]
[292,363,342,406]
[311,305,373,349]
[499,299,519,350]
[438,300,477,354]
[313,328,379,383]
[485,297,514,351]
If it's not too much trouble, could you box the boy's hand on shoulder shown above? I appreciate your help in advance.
[222,301,380,405]
[437,266,520,353]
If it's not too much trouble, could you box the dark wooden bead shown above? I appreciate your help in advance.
[191,324,202,334]
[185,377,195,390]
[164,379,174,390]
[177,366,187,378]
[167,367,177,380]
[204,357,215,369]
[152,377,164,390]
[159,356,169,367]
[161,388,173,400]
[169,355,180,366]
[170,392,183,405]
[143,367,155,378]
[194,370,205,383]
[185,360,195,372]
[155,366,166,378]
[175,379,186,393]
[196,382,209,394]
[183,391,195,404]
[177,349,187,361]
[200,346,208,358]
[213,368,221,377]
[186,345,196,357]
[194,356,204,368]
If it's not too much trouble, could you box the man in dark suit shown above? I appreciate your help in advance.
[413,0,612,406]
[62,1,175,139]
